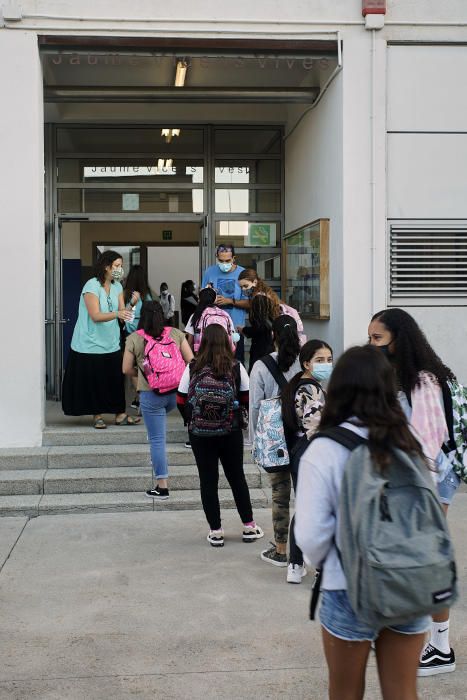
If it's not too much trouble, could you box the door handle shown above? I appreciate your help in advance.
[45,319,54,325]
[59,319,70,324]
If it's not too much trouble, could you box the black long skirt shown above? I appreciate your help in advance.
[62,349,126,416]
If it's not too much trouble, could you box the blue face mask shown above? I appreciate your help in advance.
[232,331,241,344]
[217,261,233,273]
[312,363,333,383]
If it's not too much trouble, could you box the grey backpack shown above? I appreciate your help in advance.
[317,427,458,630]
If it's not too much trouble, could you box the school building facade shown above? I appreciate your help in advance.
[1,0,466,446]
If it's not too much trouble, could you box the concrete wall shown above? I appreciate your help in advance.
[0,32,44,446]
[387,44,467,382]
[285,73,344,354]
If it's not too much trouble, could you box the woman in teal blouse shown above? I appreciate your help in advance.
[62,249,140,429]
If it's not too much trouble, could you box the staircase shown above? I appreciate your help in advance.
[0,418,270,517]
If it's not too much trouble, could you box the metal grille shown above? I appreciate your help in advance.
[390,223,467,298]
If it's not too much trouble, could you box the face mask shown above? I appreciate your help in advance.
[312,363,333,383]
[378,344,392,358]
[243,285,255,296]
[111,267,124,281]
[217,261,233,273]
[161,290,168,296]
[232,331,241,344]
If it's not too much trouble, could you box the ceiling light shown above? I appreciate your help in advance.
[160,128,180,144]
[175,60,188,87]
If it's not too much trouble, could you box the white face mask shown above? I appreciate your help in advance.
[161,290,168,296]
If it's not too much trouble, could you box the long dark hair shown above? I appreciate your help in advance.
[192,324,235,378]
[272,315,300,372]
[93,250,122,285]
[371,308,454,396]
[137,301,165,339]
[281,339,333,433]
[191,287,217,330]
[249,294,279,328]
[320,345,426,469]
[124,264,152,305]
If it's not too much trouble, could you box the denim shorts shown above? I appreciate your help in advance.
[319,590,431,642]
[437,466,461,506]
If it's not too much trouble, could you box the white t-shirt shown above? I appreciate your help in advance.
[178,361,249,394]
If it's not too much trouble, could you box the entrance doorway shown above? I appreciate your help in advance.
[46,218,203,401]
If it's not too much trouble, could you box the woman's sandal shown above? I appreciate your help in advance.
[115,415,141,426]
[94,418,107,429]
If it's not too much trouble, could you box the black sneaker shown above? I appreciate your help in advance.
[417,644,456,677]
[145,486,169,500]
[130,398,140,410]
[260,542,287,567]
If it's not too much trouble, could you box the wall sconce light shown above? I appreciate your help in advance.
[175,60,188,87]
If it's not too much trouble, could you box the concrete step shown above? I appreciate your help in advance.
[0,464,264,496]
[0,488,270,517]
[0,444,254,471]
[42,425,187,447]
[43,464,263,495]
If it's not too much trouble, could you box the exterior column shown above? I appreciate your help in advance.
[0,31,44,446]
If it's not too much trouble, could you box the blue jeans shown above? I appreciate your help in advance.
[319,590,431,642]
[139,391,176,480]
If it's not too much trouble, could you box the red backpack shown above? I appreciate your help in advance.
[137,328,186,394]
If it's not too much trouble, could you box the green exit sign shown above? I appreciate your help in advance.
[162,230,172,241]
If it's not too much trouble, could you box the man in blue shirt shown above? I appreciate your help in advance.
[201,244,250,362]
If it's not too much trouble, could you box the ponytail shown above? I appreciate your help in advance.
[272,315,300,372]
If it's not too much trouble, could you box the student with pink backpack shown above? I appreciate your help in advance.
[184,287,238,354]
[123,301,193,500]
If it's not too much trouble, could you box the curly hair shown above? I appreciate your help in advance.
[272,315,300,372]
[93,250,122,285]
[371,308,455,396]
[249,294,279,328]
[238,268,281,317]
[320,345,427,470]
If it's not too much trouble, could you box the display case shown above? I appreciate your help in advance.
[283,219,329,319]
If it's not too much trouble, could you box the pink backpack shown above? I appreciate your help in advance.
[137,328,186,394]
[194,307,235,353]
[279,303,307,345]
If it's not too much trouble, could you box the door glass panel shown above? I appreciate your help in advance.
[215,160,281,184]
[56,127,204,154]
[215,190,280,214]
[57,159,204,184]
[214,129,281,154]
[58,189,204,213]
[215,221,280,248]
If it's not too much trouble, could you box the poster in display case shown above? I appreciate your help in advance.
[283,219,330,319]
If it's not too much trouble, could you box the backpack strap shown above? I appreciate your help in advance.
[441,380,456,452]
[260,355,288,390]
[311,426,367,451]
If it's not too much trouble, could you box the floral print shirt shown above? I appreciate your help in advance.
[295,380,326,439]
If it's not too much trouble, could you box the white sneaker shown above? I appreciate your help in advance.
[287,563,307,584]
[207,529,224,547]
[242,524,264,542]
